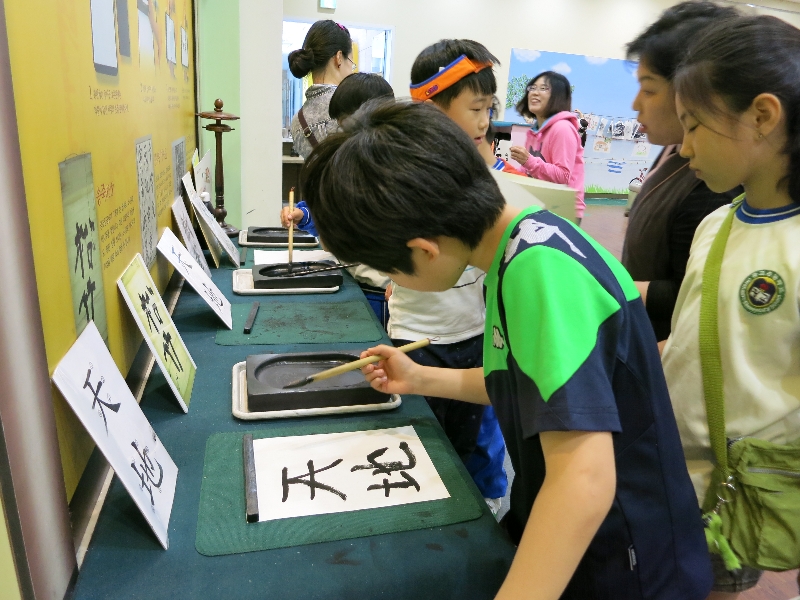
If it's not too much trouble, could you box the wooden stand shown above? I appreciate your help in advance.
[197,99,240,237]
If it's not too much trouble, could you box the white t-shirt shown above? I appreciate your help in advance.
[347,264,390,290]
[662,199,800,501]
[387,267,486,344]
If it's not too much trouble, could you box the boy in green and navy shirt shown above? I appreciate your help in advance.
[300,101,713,599]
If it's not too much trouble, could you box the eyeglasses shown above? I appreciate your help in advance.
[526,85,551,93]
[346,56,357,72]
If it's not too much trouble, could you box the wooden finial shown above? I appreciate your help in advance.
[214,98,223,111]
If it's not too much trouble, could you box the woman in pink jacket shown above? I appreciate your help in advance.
[509,71,586,221]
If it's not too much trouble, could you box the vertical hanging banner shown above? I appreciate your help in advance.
[171,197,211,277]
[136,135,158,268]
[118,254,196,412]
[171,137,186,200]
[60,154,108,340]
[52,321,178,549]
[157,228,232,329]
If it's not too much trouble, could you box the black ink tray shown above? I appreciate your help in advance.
[246,227,317,245]
[252,261,343,290]
[245,352,390,413]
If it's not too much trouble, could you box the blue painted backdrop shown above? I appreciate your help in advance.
[505,49,659,194]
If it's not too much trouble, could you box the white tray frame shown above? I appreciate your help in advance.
[238,230,319,247]
[232,269,339,295]
[231,362,401,420]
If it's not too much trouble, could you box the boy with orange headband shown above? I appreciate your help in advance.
[387,40,515,515]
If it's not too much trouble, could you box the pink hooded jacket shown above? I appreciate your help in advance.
[520,111,586,219]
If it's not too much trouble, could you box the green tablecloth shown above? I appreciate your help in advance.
[196,418,483,556]
[71,248,515,600]
[216,300,384,345]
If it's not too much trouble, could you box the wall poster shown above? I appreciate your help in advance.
[505,49,661,195]
[6,0,198,497]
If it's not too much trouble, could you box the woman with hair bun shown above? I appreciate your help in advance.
[288,20,354,159]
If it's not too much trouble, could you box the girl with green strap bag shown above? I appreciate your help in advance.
[661,14,800,593]
[697,198,800,572]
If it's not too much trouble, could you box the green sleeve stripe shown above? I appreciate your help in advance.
[569,224,640,302]
[501,246,621,401]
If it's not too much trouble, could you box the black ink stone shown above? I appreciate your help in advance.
[251,261,343,290]
[245,352,389,412]
[246,226,316,245]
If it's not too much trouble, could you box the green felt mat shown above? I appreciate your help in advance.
[215,300,384,345]
[195,418,484,556]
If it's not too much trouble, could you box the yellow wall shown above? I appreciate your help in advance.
[0,496,21,600]
[4,0,197,499]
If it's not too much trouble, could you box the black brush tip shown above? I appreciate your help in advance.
[283,376,311,389]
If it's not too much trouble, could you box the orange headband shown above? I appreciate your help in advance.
[409,55,493,101]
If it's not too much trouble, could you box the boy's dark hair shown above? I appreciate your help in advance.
[410,40,499,108]
[626,1,739,81]
[288,20,352,79]
[675,15,800,205]
[515,71,572,121]
[301,101,505,274]
[328,73,395,121]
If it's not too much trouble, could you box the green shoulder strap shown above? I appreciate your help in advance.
[699,197,744,478]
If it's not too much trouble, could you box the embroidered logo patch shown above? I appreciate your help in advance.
[739,270,785,315]
[492,326,505,349]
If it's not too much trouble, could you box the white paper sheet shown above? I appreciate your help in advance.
[181,171,239,267]
[252,249,336,266]
[165,14,176,64]
[117,254,196,412]
[253,426,449,522]
[171,196,211,277]
[52,322,178,549]
[157,228,232,328]
[193,149,213,200]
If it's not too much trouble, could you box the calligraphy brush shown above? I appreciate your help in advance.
[288,187,295,273]
[281,263,358,277]
[282,338,435,389]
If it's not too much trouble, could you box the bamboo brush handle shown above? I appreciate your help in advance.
[311,338,431,384]
[288,187,294,266]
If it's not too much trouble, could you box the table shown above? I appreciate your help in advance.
[71,246,515,599]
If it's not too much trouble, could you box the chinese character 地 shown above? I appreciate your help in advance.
[351,442,420,497]
[130,440,164,507]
